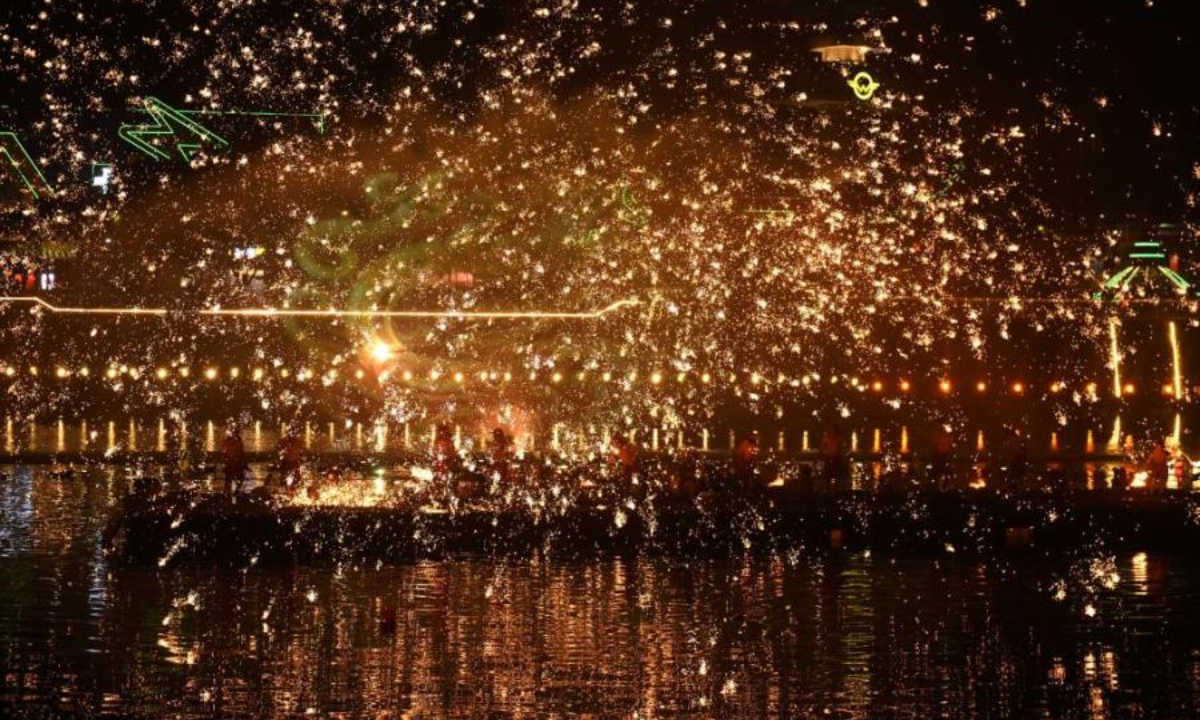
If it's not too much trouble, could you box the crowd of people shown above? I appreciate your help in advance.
[207,421,1196,504]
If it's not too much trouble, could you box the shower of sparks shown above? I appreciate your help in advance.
[0,0,1194,431]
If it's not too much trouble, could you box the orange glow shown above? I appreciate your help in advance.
[1012,382,1024,394]
[368,340,394,363]
[939,380,952,394]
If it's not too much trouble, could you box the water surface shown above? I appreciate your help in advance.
[3,465,1199,719]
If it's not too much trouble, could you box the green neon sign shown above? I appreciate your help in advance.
[848,72,880,101]
[0,131,54,200]
[119,97,231,162]
[119,97,327,163]
[1098,233,1192,297]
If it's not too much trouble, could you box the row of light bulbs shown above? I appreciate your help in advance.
[0,363,1186,398]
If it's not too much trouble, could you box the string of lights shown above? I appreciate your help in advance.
[2,362,1189,398]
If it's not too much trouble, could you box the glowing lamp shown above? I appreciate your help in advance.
[155,368,168,379]
[939,380,952,394]
[1123,383,1135,396]
[899,380,911,392]
[78,367,90,377]
[650,372,663,385]
[204,368,218,380]
[1012,382,1024,394]
[976,381,987,393]
[55,367,69,378]
[872,381,883,392]
[369,340,393,363]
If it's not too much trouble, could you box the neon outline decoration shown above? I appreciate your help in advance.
[166,107,327,135]
[1095,235,1190,299]
[0,295,642,320]
[0,131,54,200]
[119,97,327,163]
[119,97,231,162]
[848,72,880,101]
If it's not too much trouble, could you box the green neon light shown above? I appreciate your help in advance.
[848,72,880,101]
[1133,241,1160,247]
[1102,266,1137,289]
[0,131,54,200]
[119,97,231,162]
[120,99,326,163]
[1159,266,1191,290]
[1121,267,1141,291]
[1129,253,1167,259]
[151,107,328,134]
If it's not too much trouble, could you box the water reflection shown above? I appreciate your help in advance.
[1,468,1200,718]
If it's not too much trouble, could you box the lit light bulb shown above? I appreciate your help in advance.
[369,340,393,363]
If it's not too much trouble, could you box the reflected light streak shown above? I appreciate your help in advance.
[1168,321,1183,401]
[1109,318,1122,399]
